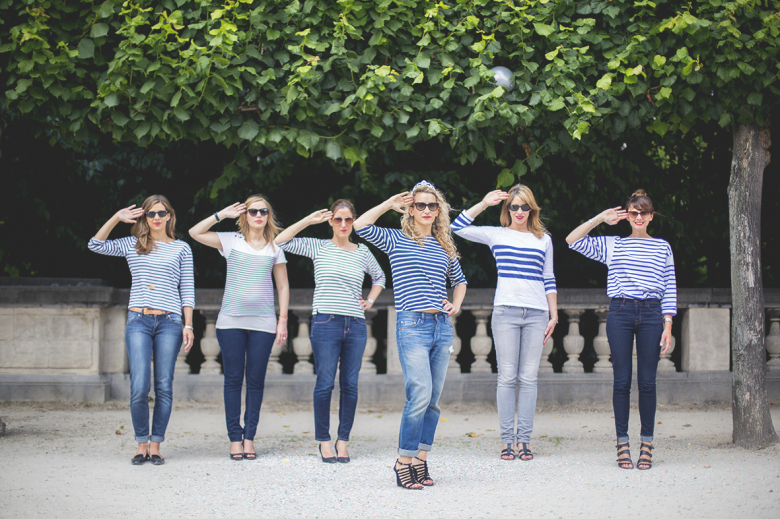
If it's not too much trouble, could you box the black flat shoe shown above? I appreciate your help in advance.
[319,444,337,464]
[150,454,165,466]
[131,453,149,465]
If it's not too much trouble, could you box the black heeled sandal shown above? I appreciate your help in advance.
[637,442,653,470]
[518,443,534,461]
[319,444,337,464]
[616,441,633,470]
[394,460,423,490]
[412,457,434,486]
[500,446,515,460]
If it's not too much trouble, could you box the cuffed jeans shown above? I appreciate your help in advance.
[310,314,367,442]
[125,310,183,443]
[216,328,275,442]
[491,306,548,444]
[396,311,452,457]
[606,298,663,442]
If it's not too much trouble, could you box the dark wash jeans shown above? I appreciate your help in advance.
[216,328,275,442]
[310,314,367,442]
[606,297,663,442]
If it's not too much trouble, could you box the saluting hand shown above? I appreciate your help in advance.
[220,202,247,219]
[601,206,628,225]
[307,209,333,225]
[387,192,415,214]
[482,190,510,207]
[115,205,145,224]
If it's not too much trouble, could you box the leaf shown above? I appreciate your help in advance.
[497,168,514,187]
[237,120,260,140]
[78,38,95,59]
[654,55,666,67]
[134,122,151,139]
[325,139,341,160]
[596,74,612,90]
[296,130,319,150]
[91,23,109,38]
[110,111,129,127]
[98,0,115,18]
[140,80,156,94]
[650,118,668,136]
[534,23,555,36]
[548,97,565,111]
[104,93,119,107]
[414,53,431,69]
[173,107,191,121]
[746,92,763,106]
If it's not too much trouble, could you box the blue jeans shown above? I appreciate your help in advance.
[125,310,183,443]
[606,298,663,442]
[491,306,549,444]
[216,328,275,442]
[310,314,367,442]
[396,311,453,457]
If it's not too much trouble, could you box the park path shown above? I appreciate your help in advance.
[1,401,778,519]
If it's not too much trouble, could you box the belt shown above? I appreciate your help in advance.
[129,307,169,315]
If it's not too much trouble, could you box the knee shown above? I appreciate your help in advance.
[517,374,538,389]
[637,380,656,394]
[314,374,336,395]
[496,367,517,388]
[406,384,432,413]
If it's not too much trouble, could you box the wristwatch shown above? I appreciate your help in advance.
[367,298,374,305]
[663,317,673,324]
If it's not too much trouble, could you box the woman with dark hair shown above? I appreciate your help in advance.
[189,194,289,461]
[89,195,195,465]
[275,199,385,463]
[566,189,677,470]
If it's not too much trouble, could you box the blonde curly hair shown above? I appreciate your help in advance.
[400,185,460,259]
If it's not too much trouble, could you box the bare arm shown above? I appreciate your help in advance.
[359,285,384,311]
[442,284,467,316]
[464,190,509,219]
[189,203,246,249]
[182,306,194,352]
[273,263,290,345]
[543,292,558,345]
[94,205,144,241]
[354,192,414,230]
[565,206,629,245]
[274,209,333,245]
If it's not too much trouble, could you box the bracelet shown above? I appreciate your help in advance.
[549,317,559,324]
[214,212,221,222]
[278,315,288,320]
[480,201,488,210]
[184,325,194,331]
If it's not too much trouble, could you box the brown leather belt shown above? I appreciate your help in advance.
[129,307,169,315]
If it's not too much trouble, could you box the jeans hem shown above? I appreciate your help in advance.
[150,435,165,443]
[398,448,420,457]
[337,437,350,442]
[516,437,531,444]
[315,437,332,442]
[135,435,150,443]
[640,435,654,442]
[418,443,432,452]
[228,436,243,442]
[617,435,630,443]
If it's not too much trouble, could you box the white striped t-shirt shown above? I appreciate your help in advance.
[216,233,286,332]
[452,211,556,312]
[278,238,386,318]
[355,226,467,312]
[570,235,677,315]
[88,236,195,314]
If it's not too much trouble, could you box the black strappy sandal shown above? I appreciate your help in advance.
[243,452,256,460]
[412,457,434,486]
[518,443,534,461]
[500,446,515,460]
[394,460,423,490]
[616,441,634,470]
[637,442,653,470]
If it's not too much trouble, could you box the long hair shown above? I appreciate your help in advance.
[499,184,547,239]
[131,195,176,255]
[401,185,460,259]
[330,199,357,242]
[237,194,280,250]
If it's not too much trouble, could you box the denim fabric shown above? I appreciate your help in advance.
[216,328,275,442]
[310,314,367,442]
[606,298,663,442]
[491,306,549,444]
[396,311,453,457]
[125,310,183,443]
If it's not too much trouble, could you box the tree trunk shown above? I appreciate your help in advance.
[729,119,777,449]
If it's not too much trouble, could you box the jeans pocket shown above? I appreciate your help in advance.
[312,314,334,325]
[397,318,421,330]
[608,301,624,315]
[646,301,663,315]
[127,311,143,324]
[167,313,183,325]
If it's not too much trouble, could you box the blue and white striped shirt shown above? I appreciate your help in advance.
[570,235,677,315]
[355,226,466,312]
[88,236,195,315]
[452,211,556,312]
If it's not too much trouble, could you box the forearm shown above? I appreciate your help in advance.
[367,285,383,302]
[546,293,558,321]
[354,200,391,230]
[94,214,121,241]
[565,213,604,245]
[189,213,220,240]
[277,284,290,318]
[464,201,487,220]
[182,306,193,327]
[275,218,310,244]
[451,284,467,308]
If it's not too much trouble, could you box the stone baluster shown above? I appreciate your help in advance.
[766,309,780,371]
[470,310,493,373]
[266,332,285,375]
[592,309,611,373]
[198,310,221,374]
[658,334,677,371]
[562,310,585,373]
[538,335,554,373]
[448,311,462,374]
[361,310,378,374]
[292,311,314,374]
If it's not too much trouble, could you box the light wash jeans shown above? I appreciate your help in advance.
[491,306,548,445]
[396,311,453,457]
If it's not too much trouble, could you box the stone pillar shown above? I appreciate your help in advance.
[658,335,677,372]
[174,309,194,374]
[99,308,129,374]
[447,311,462,374]
[386,307,402,374]
[766,309,780,371]
[292,311,314,374]
[361,310,378,374]
[592,309,611,373]
[198,311,221,374]
[562,310,584,373]
[266,331,285,375]
[682,308,731,371]
[470,310,493,373]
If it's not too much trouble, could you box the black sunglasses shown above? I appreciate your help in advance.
[247,208,269,217]
[412,202,440,212]
[145,210,170,219]
[333,217,354,224]
[508,204,531,212]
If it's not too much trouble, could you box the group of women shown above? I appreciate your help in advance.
[89,180,676,486]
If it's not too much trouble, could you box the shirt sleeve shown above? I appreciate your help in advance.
[661,245,678,316]
[569,235,611,265]
[273,243,288,264]
[179,244,196,309]
[217,232,236,258]
[277,237,322,260]
[543,235,557,295]
[448,256,468,288]
[355,225,397,253]
[363,247,386,288]
[451,211,494,245]
[88,236,133,257]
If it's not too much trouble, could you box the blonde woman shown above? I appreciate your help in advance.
[189,195,289,461]
[452,185,558,462]
[88,195,195,466]
[355,180,467,490]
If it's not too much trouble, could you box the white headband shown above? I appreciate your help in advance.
[412,180,435,193]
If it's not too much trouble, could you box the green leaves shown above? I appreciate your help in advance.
[78,39,95,59]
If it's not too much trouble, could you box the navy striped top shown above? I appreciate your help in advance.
[570,235,677,315]
[355,226,466,312]
[452,211,556,312]
[88,236,195,314]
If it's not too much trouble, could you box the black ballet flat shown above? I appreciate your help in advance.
[131,452,149,465]
[150,454,165,466]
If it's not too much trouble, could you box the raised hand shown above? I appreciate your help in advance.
[483,190,510,207]
[601,206,628,226]
[115,205,145,224]
[307,209,333,225]
[387,191,415,214]
[220,202,247,219]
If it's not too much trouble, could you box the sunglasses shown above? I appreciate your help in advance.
[508,204,531,212]
[628,210,652,219]
[333,217,354,225]
[247,208,269,217]
[145,210,170,219]
[412,202,440,212]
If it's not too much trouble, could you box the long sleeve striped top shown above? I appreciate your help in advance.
[88,236,195,315]
[569,235,677,315]
[278,238,385,319]
[354,226,467,312]
[451,211,556,312]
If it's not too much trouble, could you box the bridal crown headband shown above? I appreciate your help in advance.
[412,180,436,193]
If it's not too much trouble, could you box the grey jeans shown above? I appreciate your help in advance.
[491,306,549,444]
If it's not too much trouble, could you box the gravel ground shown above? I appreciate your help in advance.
[1,400,779,519]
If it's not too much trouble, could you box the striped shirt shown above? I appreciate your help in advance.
[216,233,286,332]
[355,226,467,312]
[570,235,677,315]
[88,236,195,314]
[452,211,556,312]
[278,238,385,318]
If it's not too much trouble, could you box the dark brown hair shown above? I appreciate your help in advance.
[330,199,357,218]
[131,195,176,255]
[627,189,655,214]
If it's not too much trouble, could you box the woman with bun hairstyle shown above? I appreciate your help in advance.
[189,195,289,461]
[88,195,195,465]
[566,189,676,470]
[451,185,558,462]
[354,181,467,490]
[274,199,386,464]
